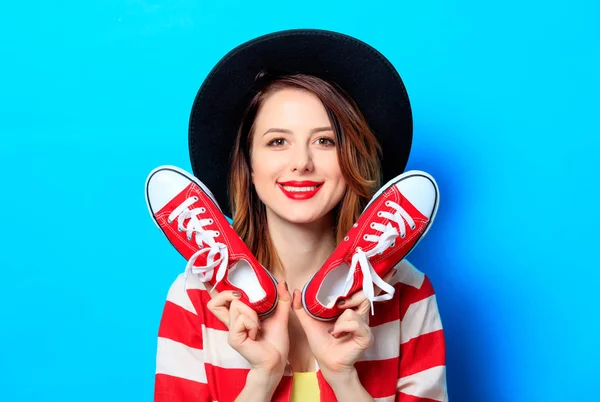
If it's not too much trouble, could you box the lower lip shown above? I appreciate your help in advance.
[278,184,323,200]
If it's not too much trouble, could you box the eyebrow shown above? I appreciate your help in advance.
[262,126,333,136]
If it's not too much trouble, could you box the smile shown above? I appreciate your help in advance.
[277,181,324,200]
[281,185,319,192]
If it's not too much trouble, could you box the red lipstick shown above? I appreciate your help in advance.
[277,181,323,200]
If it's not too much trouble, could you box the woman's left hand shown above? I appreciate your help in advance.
[291,268,397,380]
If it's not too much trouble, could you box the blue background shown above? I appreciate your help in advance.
[1,1,598,401]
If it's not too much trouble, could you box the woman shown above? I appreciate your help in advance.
[149,29,448,401]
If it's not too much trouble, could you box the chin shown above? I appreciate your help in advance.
[281,212,322,224]
[272,207,327,225]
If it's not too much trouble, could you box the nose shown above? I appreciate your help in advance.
[290,145,314,173]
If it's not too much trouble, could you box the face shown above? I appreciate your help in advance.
[250,87,347,225]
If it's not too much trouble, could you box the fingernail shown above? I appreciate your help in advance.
[284,281,289,292]
[336,299,345,306]
[232,291,242,297]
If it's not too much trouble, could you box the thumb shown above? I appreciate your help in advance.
[292,290,331,343]
[270,280,292,323]
[291,289,314,328]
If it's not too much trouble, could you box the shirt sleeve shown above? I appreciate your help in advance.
[396,273,448,402]
[154,274,212,402]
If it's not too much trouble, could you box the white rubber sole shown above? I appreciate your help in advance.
[144,164,279,317]
[301,169,440,321]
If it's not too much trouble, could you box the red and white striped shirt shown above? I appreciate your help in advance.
[154,259,448,402]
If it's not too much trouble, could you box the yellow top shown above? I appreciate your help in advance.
[290,372,320,402]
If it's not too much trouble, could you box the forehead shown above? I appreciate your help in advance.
[254,88,330,129]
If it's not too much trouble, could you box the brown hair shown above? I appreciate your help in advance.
[228,73,382,274]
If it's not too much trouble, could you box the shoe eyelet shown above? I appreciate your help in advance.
[167,218,173,224]
[353,223,358,228]
[187,234,192,240]
[391,242,395,247]
[199,207,206,213]
[177,226,183,232]
[363,234,369,240]
[356,247,362,252]
[215,231,220,237]
[401,234,406,239]
[193,196,199,201]
[385,201,390,206]
[377,212,383,217]
[344,236,349,241]
[208,219,213,224]
[410,225,416,230]
[370,223,375,229]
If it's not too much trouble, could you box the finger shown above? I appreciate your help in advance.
[330,316,373,348]
[291,289,302,311]
[335,307,360,321]
[270,280,292,324]
[207,290,243,327]
[279,280,292,304]
[341,300,370,324]
[331,320,370,341]
[291,288,332,342]
[331,307,365,330]
[335,290,367,310]
[331,319,360,337]
[356,298,373,318]
[229,313,260,346]
[230,299,261,331]
[291,289,313,328]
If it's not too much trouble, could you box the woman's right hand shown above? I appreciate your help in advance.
[207,280,292,380]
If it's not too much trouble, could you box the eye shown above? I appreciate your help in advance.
[266,138,287,147]
[314,137,335,146]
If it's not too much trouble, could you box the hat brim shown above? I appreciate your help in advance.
[189,29,412,217]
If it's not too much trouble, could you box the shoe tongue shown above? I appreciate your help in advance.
[182,215,206,238]
[181,216,192,228]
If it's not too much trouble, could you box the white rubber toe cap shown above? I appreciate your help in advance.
[146,167,192,213]
[395,172,438,218]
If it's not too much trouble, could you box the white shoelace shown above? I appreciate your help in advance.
[167,196,228,292]
[344,200,416,315]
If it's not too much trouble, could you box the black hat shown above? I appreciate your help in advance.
[188,29,413,217]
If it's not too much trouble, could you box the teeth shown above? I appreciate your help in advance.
[282,185,318,192]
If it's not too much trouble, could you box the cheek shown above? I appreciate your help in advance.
[329,163,347,192]
[251,155,283,183]
[320,157,344,181]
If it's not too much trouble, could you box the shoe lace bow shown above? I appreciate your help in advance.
[345,200,416,315]
[168,196,228,292]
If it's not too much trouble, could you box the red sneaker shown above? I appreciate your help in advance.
[145,165,278,317]
[302,170,439,321]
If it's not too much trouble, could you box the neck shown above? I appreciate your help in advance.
[266,211,337,288]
